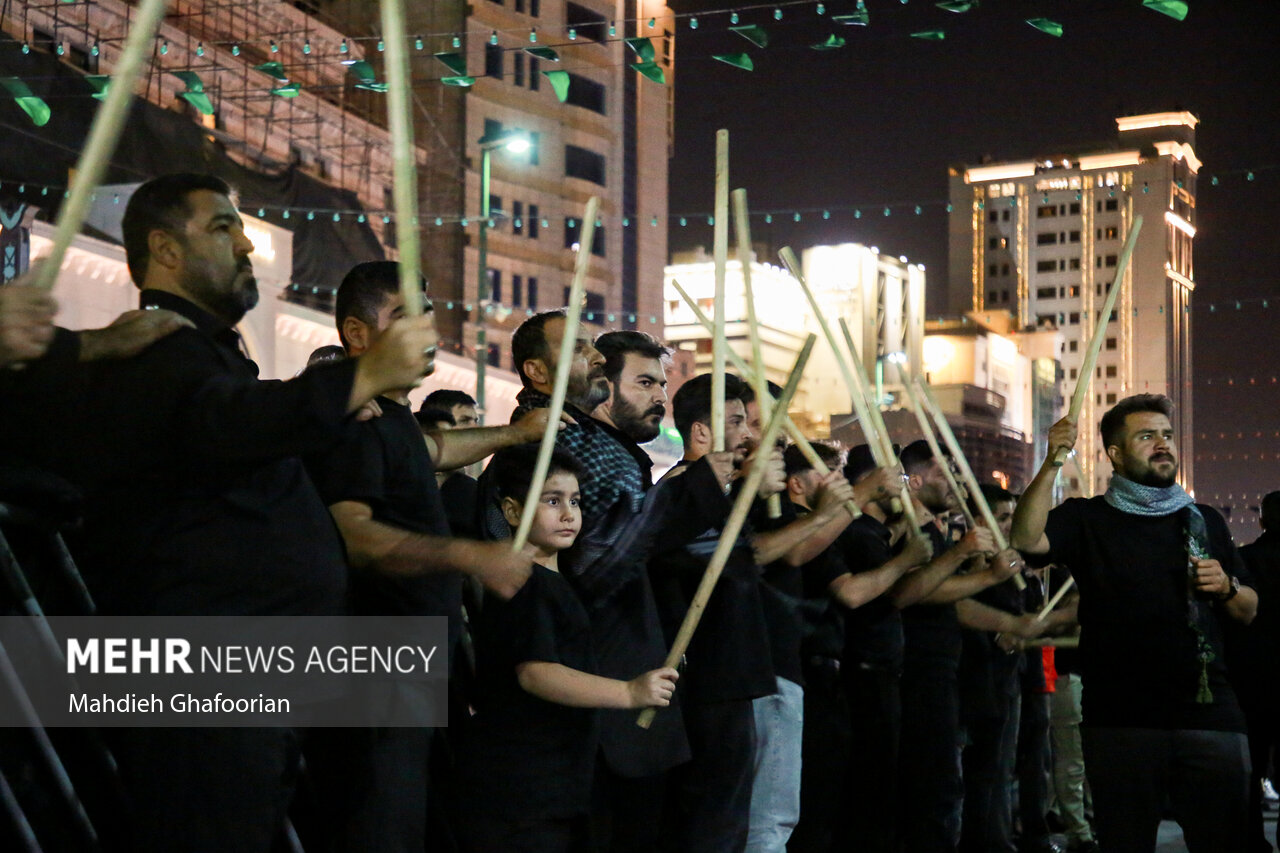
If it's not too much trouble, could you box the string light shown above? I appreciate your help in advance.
[775,7,783,20]
[569,28,577,39]
[92,41,100,57]
[490,31,499,45]
[529,28,538,43]
[340,39,349,54]
[159,40,168,55]
[414,36,424,50]
[195,42,203,57]
[232,44,240,56]
[690,18,698,29]
[731,12,740,24]
[453,36,461,48]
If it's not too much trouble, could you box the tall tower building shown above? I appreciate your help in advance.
[463,0,674,396]
[947,112,1199,496]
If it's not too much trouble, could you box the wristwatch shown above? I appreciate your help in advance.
[1219,575,1241,602]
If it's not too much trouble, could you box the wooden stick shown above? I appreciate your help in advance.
[899,378,977,529]
[638,334,817,729]
[380,0,425,315]
[1052,216,1144,465]
[915,378,1026,590]
[1023,635,1079,649]
[671,279,859,518]
[778,247,917,530]
[731,188,780,519]
[711,130,729,452]
[1036,575,1076,621]
[33,0,170,291]
[511,197,600,551]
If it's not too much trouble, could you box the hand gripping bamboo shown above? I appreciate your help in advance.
[637,334,816,729]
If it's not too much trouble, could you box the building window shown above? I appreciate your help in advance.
[1106,393,1117,405]
[1106,365,1117,378]
[1105,254,1118,267]
[989,237,1001,250]
[485,43,503,78]
[528,204,540,238]
[488,194,503,219]
[565,144,606,185]
[1037,205,1057,219]
[1069,258,1081,270]
[1001,264,1010,275]
[1036,232,1058,246]
[514,0,525,12]
[1036,287,1057,299]
[530,58,540,91]
[512,200,524,235]
[1103,226,1118,239]
[566,2,609,41]
[565,73,606,114]
[1068,230,1080,243]
[989,264,999,277]
[989,211,999,223]
[1070,368,1078,379]
[584,292,606,317]
[1105,337,1117,350]
[1069,286,1079,297]
[1036,260,1057,273]
[564,220,606,257]
[1069,340,1078,352]
[1002,210,1010,221]
[531,0,540,15]
[488,343,501,367]
[988,291,998,304]
[1105,198,1119,211]
[487,269,502,302]
[527,277,539,308]
[512,274,523,307]
[1069,202,1081,214]
[1001,290,1010,303]
[1069,312,1080,324]
[513,52,525,86]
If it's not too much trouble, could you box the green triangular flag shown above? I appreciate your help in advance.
[833,12,869,25]
[355,82,389,93]
[255,61,289,81]
[543,69,570,102]
[1143,0,1188,21]
[433,51,467,76]
[630,61,666,85]
[936,1,974,11]
[729,25,769,48]
[624,37,655,63]
[86,75,110,101]
[1026,18,1064,37]
[0,77,51,126]
[180,91,215,114]
[271,84,300,97]
[441,76,476,87]
[811,34,846,50]
[712,52,754,71]
[345,60,377,83]
[171,71,204,92]
[911,30,947,40]
[525,46,560,61]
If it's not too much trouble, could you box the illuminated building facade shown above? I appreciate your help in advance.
[947,112,1199,495]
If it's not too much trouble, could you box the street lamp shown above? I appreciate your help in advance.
[474,128,531,423]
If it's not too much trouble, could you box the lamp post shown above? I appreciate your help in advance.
[474,128,531,424]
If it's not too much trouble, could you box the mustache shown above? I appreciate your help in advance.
[645,404,665,419]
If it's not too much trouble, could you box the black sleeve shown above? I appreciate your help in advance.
[1044,498,1086,570]
[307,422,386,511]
[839,520,893,576]
[0,327,81,398]
[101,329,359,463]
[500,576,566,666]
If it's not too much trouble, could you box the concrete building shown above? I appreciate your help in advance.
[947,111,1200,495]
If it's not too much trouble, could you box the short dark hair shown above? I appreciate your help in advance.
[488,444,584,505]
[844,444,878,483]
[336,261,428,350]
[1261,491,1280,530]
[422,389,476,411]
[306,345,346,368]
[1099,394,1175,449]
[414,407,455,431]
[511,309,565,387]
[898,439,938,475]
[671,373,749,444]
[594,330,670,384]
[970,483,1015,519]
[784,441,843,478]
[122,173,232,284]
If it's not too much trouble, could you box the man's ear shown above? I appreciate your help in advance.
[1105,444,1122,468]
[690,420,711,448]
[342,316,371,355]
[146,229,184,275]
[522,357,551,388]
[907,472,924,493]
[786,475,806,500]
[500,496,523,529]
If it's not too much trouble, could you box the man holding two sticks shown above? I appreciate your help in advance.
[1011,394,1256,852]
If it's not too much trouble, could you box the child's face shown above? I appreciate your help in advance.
[526,471,582,553]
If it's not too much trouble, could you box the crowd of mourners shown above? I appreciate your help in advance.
[2,172,1278,853]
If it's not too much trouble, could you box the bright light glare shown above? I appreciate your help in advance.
[505,137,531,154]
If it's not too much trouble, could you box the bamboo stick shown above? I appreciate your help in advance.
[1052,216,1143,465]
[380,0,425,315]
[711,130,729,452]
[671,279,859,518]
[638,334,816,729]
[899,379,977,529]
[778,247,917,531]
[731,188,780,519]
[511,197,600,551]
[33,0,170,292]
[1036,575,1076,621]
[915,378,1026,590]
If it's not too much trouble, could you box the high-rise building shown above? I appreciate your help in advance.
[462,0,674,391]
[947,112,1200,495]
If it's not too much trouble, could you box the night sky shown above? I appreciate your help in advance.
[665,0,1280,538]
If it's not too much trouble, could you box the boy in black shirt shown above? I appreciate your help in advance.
[459,445,677,853]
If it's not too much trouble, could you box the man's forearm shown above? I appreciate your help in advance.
[956,599,1023,633]
[890,547,971,608]
[1224,586,1258,625]
[752,507,849,567]
[830,558,913,611]
[430,422,529,470]
[1011,462,1057,553]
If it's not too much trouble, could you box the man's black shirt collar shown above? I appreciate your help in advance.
[140,289,242,351]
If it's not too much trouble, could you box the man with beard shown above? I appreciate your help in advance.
[35,174,440,852]
[511,320,716,853]
[1012,394,1257,852]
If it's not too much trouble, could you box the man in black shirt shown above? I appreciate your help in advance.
[1012,394,1258,852]
[417,389,482,538]
[33,174,440,853]
[304,261,552,852]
